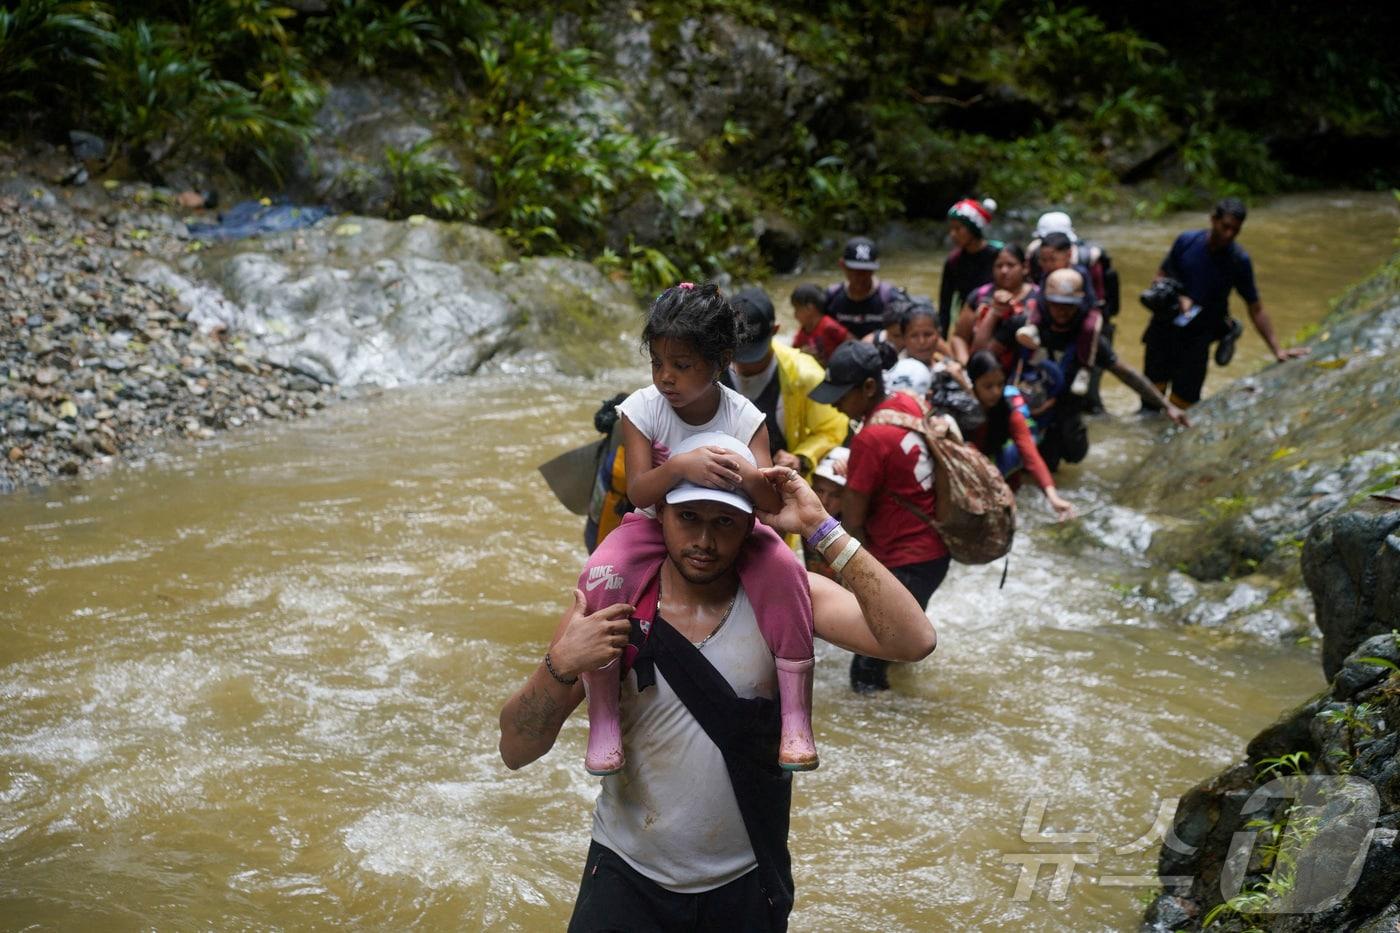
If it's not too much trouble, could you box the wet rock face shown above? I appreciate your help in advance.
[0,166,637,493]
[1142,663,1400,930]
[290,75,451,214]
[1302,497,1400,680]
[570,12,831,168]
[1140,567,1400,930]
[136,217,637,388]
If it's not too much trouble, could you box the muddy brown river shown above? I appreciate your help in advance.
[2,192,1396,930]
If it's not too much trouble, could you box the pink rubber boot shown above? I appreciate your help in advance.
[775,656,818,771]
[582,662,624,776]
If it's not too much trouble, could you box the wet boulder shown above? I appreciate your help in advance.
[132,216,636,387]
[1303,496,1400,680]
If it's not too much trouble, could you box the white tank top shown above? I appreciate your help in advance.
[591,587,774,892]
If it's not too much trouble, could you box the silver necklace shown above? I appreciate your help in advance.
[658,576,739,649]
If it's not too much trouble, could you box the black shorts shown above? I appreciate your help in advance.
[568,841,775,933]
[1142,321,1212,404]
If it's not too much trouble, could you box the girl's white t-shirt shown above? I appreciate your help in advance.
[617,384,766,515]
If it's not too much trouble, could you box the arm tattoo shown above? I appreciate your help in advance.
[513,686,562,740]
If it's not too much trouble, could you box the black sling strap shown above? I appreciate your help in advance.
[630,615,794,931]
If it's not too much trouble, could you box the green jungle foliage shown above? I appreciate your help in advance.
[3,0,1396,290]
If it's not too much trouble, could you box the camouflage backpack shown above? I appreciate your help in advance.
[866,405,1016,565]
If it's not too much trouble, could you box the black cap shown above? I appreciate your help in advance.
[841,236,879,270]
[808,340,882,405]
[731,287,776,364]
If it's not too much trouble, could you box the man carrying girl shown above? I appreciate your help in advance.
[575,284,822,776]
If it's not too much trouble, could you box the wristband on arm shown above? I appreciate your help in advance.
[829,537,862,574]
[805,516,841,551]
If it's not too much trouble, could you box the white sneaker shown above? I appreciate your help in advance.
[1070,368,1091,396]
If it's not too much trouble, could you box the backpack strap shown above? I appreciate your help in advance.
[867,407,963,443]
[886,489,938,530]
[866,408,926,434]
[645,617,795,930]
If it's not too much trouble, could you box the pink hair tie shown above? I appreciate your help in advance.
[677,282,696,290]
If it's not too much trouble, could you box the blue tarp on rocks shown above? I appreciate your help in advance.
[187,201,331,241]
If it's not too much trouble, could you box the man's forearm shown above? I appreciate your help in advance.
[499,666,579,770]
[828,534,934,660]
[1248,304,1283,356]
[1111,361,1169,407]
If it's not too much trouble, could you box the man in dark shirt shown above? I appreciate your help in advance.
[824,236,896,339]
[939,198,999,337]
[1143,198,1307,408]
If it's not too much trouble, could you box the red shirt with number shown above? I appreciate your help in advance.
[845,392,948,568]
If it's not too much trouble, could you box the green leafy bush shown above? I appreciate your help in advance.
[2,0,1393,289]
[454,14,718,283]
[0,0,112,108]
[384,140,477,220]
[974,125,1119,208]
[93,19,309,175]
[302,0,474,72]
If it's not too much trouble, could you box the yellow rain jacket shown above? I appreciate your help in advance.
[770,341,849,477]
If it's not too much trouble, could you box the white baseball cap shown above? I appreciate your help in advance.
[1035,211,1076,240]
[812,447,850,486]
[884,357,932,398]
[664,431,757,514]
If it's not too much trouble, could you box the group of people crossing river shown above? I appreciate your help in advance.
[501,197,1297,931]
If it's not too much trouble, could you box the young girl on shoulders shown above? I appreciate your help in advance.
[578,283,819,776]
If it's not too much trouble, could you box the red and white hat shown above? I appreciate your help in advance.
[948,197,997,236]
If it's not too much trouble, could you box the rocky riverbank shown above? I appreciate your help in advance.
[0,148,639,495]
[1141,495,1400,933]
[1106,254,1400,640]
[0,187,339,495]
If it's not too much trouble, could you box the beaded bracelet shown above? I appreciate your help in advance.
[544,652,578,686]
[806,516,841,551]
[829,537,862,574]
